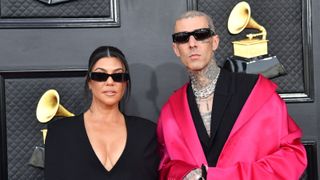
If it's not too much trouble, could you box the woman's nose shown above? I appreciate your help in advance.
[105,76,114,85]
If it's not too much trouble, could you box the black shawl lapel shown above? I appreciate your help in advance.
[209,69,234,144]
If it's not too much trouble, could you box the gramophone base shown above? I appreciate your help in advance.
[28,146,45,168]
[232,39,268,58]
[223,55,286,79]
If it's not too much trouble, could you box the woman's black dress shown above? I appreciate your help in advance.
[45,114,159,180]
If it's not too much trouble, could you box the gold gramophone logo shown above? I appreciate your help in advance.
[36,89,74,144]
[29,89,74,168]
[228,1,268,58]
[224,1,286,79]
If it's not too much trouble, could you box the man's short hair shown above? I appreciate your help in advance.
[175,11,216,33]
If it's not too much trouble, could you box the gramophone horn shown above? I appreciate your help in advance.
[36,89,74,123]
[228,1,266,40]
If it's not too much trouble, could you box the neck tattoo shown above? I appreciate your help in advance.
[189,59,220,136]
[190,60,220,99]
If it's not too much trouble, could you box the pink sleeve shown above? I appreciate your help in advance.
[207,134,306,179]
[157,104,197,180]
[206,100,307,180]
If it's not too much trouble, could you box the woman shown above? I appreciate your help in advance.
[45,46,159,179]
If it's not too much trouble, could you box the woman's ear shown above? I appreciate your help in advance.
[87,78,92,90]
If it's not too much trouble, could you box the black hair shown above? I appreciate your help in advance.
[84,46,131,109]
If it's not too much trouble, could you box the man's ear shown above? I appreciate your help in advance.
[172,43,181,57]
[211,35,219,51]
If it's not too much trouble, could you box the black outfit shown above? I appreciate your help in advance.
[187,69,258,167]
[45,114,159,180]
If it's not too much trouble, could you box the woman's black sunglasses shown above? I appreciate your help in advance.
[89,72,129,82]
[172,28,215,43]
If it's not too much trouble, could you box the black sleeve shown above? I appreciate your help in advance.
[44,121,64,180]
[129,116,160,180]
[143,127,160,179]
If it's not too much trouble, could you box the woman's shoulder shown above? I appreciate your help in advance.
[125,115,156,132]
[47,113,83,131]
[125,116,157,147]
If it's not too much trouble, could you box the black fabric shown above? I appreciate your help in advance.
[187,69,258,166]
[223,55,287,79]
[45,114,159,180]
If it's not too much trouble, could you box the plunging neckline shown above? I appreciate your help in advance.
[81,114,129,174]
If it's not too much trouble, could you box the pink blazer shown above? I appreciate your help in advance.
[157,75,307,180]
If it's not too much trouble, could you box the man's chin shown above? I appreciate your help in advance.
[187,66,205,72]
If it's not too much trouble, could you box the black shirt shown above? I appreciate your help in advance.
[45,114,159,180]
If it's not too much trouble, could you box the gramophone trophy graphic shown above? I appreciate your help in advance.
[223,1,286,78]
[29,89,74,168]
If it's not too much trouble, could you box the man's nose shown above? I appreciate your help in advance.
[188,35,198,47]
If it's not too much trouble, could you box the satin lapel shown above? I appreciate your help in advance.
[218,75,276,163]
[169,84,207,165]
[228,75,276,136]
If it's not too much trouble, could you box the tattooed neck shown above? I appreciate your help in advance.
[189,59,220,98]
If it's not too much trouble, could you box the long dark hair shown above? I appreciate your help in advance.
[84,46,131,109]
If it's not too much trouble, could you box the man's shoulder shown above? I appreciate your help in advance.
[216,69,258,95]
[224,70,275,87]
[224,70,259,85]
[159,83,188,115]
[170,83,189,99]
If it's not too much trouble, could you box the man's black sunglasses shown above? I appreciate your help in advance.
[172,28,215,43]
[89,72,129,82]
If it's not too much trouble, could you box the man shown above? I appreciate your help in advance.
[157,11,307,179]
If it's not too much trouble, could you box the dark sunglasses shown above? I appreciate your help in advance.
[172,28,215,43]
[89,72,129,82]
